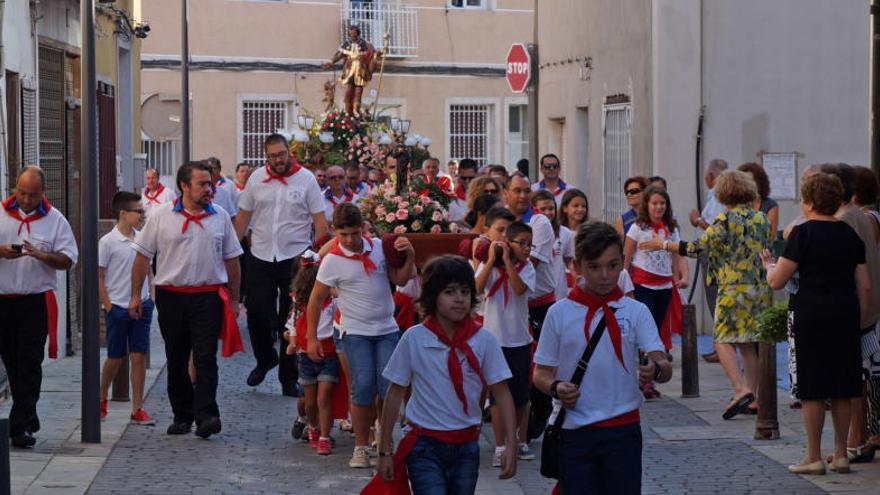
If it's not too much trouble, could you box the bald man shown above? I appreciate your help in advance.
[0,166,78,448]
[143,168,176,219]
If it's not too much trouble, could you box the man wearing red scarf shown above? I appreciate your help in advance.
[449,158,478,223]
[0,166,78,448]
[143,168,176,219]
[533,222,671,495]
[130,161,243,439]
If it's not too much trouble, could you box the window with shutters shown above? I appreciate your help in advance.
[5,72,19,195]
[602,102,632,222]
[448,103,493,167]
[239,98,292,167]
[97,82,118,219]
[39,46,66,212]
[141,134,179,179]
[21,88,37,169]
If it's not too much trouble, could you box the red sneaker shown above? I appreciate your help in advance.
[308,426,320,448]
[316,437,332,456]
[131,408,156,426]
[100,399,107,420]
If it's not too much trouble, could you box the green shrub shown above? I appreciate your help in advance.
[757,302,789,343]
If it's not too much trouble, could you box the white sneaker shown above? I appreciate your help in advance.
[349,446,371,468]
[517,443,536,460]
[492,447,504,467]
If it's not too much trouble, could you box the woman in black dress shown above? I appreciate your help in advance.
[762,173,870,475]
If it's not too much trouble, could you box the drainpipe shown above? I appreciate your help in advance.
[0,0,7,195]
[871,0,880,180]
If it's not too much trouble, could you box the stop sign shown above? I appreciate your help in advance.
[506,43,531,93]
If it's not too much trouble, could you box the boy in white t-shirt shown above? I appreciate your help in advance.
[306,203,416,468]
[475,214,537,466]
[534,222,672,494]
[367,255,517,494]
[98,191,155,425]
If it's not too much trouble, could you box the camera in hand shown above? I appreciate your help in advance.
[11,244,23,253]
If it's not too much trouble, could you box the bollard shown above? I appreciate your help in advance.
[110,356,130,402]
[755,342,780,439]
[680,304,699,398]
[0,418,10,495]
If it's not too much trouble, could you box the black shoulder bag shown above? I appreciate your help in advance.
[540,316,609,480]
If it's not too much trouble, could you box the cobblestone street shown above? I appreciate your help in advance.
[85,326,829,495]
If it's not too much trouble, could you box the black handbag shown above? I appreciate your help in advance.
[540,316,609,480]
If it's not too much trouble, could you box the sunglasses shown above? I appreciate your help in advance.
[625,188,643,196]
[328,175,344,180]
[542,163,560,170]
[484,188,499,195]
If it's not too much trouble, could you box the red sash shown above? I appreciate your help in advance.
[157,285,243,357]
[0,291,58,358]
[143,184,165,204]
[567,285,628,372]
[422,316,485,414]
[392,291,416,331]
[2,196,51,236]
[328,237,377,275]
[261,162,301,185]
[486,261,527,307]
[630,266,682,351]
[528,292,555,309]
[361,426,480,495]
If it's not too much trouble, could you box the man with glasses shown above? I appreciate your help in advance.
[505,172,534,223]
[531,153,568,205]
[234,134,328,396]
[345,162,369,199]
[314,167,328,191]
[323,165,355,223]
[450,158,478,222]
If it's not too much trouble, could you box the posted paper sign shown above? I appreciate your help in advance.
[761,152,797,200]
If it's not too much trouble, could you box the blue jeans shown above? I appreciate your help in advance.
[341,332,399,405]
[559,423,642,495]
[406,436,479,495]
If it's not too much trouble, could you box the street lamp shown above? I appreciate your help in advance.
[297,115,315,131]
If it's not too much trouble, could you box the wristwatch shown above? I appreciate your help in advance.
[550,380,562,399]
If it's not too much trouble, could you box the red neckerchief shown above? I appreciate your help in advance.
[328,237,377,275]
[651,221,670,238]
[325,187,354,206]
[235,182,245,191]
[454,182,466,200]
[143,184,165,204]
[486,260,527,306]
[2,195,52,235]
[173,198,216,234]
[261,162,301,185]
[422,316,486,415]
[567,285,628,372]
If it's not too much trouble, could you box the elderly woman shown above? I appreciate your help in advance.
[640,170,772,419]
[761,173,869,475]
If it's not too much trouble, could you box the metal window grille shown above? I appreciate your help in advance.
[449,104,491,167]
[602,103,632,222]
[450,0,484,8]
[21,89,37,167]
[39,46,66,212]
[141,135,179,179]
[240,100,290,167]
[341,1,418,58]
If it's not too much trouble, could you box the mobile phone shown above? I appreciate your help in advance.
[639,353,649,366]
[11,244,23,253]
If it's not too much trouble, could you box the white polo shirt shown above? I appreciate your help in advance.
[323,189,355,222]
[529,213,560,298]
[238,165,325,262]
[534,295,663,429]
[142,185,176,219]
[211,181,238,218]
[98,226,150,306]
[316,238,397,337]
[531,179,568,206]
[477,261,536,348]
[0,202,78,295]
[383,324,512,430]
[133,201,243,287]
[625,222,680,289]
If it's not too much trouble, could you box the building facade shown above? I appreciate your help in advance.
[139,0,534,179]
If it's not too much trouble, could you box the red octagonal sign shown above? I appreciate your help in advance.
[506,43,531,93]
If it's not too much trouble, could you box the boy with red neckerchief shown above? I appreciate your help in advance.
[475,217,537,466]
[366,255,517,495]
[533,222,672,495]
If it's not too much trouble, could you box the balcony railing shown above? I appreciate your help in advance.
[340,1,418,58]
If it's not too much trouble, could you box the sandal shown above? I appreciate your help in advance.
[722,393,755,420]
[847,444,876,464]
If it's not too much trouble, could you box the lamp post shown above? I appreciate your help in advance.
[181,0,190,162]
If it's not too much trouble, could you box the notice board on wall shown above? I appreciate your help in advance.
[761,152,798,200]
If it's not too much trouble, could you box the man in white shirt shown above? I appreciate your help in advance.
[130,161,243,438]
[534,222,671,494]
[531,153,569,205]
[688,159,727,362]
[206,157,238,218]
[0,166,78,448]
[142,168,176,219]
[323,165,355,222]
[344,162,369,199]
[234,134,328,396]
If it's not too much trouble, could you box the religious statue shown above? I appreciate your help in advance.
[322,79,336,113]
[322,25,384,117]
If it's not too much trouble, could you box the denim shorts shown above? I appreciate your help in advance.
[342,332,399,405]
[298,352,341,385]
[406,436,479,495]
[105,300,154,358]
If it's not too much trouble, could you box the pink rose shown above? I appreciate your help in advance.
[393,225,407,234]
[413,204,423,214]
[375,205,386,217]
[431,210,443,222]
[420,196,432,206]
[430,224,442,233]
[398,201,409,209]
[411,220,422,231]
[385,213,396,223]
[396,209,409,221]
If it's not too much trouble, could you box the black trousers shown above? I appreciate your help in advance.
[245,253,298,386]
[156,289,222,424]
[0,294,48,437]
[239,238,250,303]
[528,301,554,441]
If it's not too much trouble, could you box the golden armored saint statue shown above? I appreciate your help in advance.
[323,25,385,117]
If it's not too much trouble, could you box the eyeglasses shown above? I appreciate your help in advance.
[459,175,475,182]
[542,163,560,170]
[346,176,359,181]
[267,151,289,160]
[124,208,146,215]
[625,188,643,196]
[509,240,533,250]
[484,188,499,195]
[328,175,344,180]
